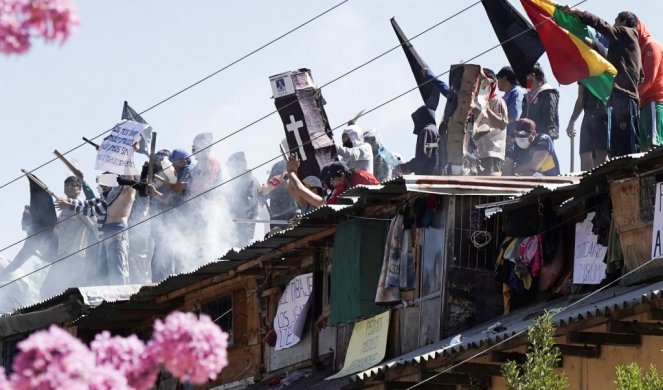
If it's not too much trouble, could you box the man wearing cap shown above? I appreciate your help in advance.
[472,68,509,176]
[504,118,560,176]
[496,66,526,140]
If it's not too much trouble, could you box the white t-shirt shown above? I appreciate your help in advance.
[473,96,508,160]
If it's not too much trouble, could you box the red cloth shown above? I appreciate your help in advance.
[327,170,379,204]
[518,234,543,278]
[637,20,663,106]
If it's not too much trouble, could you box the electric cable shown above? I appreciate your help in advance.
[0,1,482,254]
[0,0,351,192]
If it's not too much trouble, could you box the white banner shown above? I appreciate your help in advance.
[95,120,148,176]
[652,182,663,259]
[273,273,313,350]
[573,212,607,284]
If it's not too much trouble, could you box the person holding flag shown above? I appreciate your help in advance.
[635,18,663,151]
[562,6,644,156]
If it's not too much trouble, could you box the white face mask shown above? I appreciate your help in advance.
[515,137,531,149]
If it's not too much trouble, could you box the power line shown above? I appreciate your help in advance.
[0,1,482,255]
[0,0,351,192]
[0,0,576,289]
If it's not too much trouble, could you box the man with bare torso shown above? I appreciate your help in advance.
[57,174,136,285]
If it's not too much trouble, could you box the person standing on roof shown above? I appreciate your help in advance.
[472,68,509,176]
[189,132,222,198]
[522,63,560,141]
[226,152,260,247]
[337,124,374,174]
[396,106,439,175]
[564,7,644,157]
[496,66,526,143]
[636,18,663,151]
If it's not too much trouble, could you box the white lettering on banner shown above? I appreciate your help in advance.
[286,115,307,161]
[95,120,149,176]
[273,273,313,351]
[326,310,390,380]
[573,212,607,285]
[652,182,663,259]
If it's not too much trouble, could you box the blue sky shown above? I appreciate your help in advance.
[0,0,661,263]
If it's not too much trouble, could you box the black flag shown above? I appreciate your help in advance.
[121,101,152,155]
[271,69,338,179]
[481,0,545,86]
[27,174,57,233]
[391,17,439,111]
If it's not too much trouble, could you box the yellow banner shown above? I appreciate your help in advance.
[326,310,390,380]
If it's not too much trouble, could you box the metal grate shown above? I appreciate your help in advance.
[453,195,503,270]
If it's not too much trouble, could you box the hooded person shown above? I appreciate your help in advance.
[226,151,260,247]
[337,124,374,173]
[472,68,509,176]
[363,129,398,182]
[398,106,439,175]
[636,19,663,151]
[189,132,222,198]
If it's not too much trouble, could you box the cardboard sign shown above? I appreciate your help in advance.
[573,212,607,284]
[652,182,663,259]
[95,120,148,175]
[274,273,314,350]
[326,310,390,380]
[271,69,337,179]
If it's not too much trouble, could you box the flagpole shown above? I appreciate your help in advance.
[570,136,575,172]
[21,169,56,198]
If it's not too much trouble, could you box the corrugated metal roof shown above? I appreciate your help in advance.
[350,280,663,382]
[343,175,580,198]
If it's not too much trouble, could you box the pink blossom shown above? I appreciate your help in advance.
[0,0,77,55]
[148,311,229,385]
[9,325,95,390]
[0,366,10,390]
[86,365,129,390]
[90,331,159,390]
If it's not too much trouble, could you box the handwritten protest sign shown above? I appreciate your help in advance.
[273,273,313,351]
[573,212,607,284]
[326,311,390,380]
[95,120,149,175]
[652,182,663,260]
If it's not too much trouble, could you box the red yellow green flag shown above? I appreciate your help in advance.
[521,0,617,103]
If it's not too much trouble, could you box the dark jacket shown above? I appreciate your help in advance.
[400,106,439,175]
[522,86,560,139]
[580,11,644,99]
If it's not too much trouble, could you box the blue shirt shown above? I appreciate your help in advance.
[503,85,525,136]
[424,69,449,97]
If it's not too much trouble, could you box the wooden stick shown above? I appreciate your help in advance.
[279,143,289,163]
[147,132,157,185]
[53,149,83,178]
[21,169,56,198]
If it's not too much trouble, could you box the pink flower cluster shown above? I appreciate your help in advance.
[1,311,229,389]
[148,312,229,385]
[90,332,158,390]
[0,0,77,55]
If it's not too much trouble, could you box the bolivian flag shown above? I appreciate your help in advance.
[521,0,617,103]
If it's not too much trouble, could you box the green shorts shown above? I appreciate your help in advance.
[639,101,663,150]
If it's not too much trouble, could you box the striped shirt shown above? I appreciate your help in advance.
[68,186,123,230]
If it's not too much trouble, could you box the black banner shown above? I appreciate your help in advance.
[391,18,439,111]
[481,0,544,86]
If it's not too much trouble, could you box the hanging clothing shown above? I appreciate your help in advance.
[375,214,404,305]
